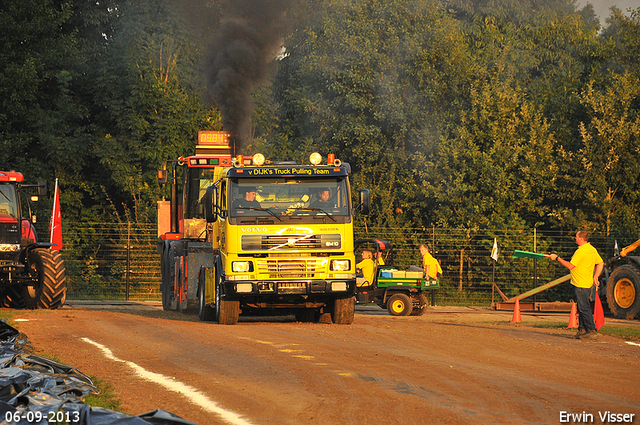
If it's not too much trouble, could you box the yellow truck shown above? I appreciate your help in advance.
[158,132,369,324]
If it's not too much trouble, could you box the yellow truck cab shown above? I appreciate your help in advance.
[201,152,370,324]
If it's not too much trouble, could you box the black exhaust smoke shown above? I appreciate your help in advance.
[204,0,293,154]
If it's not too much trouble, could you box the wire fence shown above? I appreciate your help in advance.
[51,222,633,305]
[355,227,625,306]
[59,222,161,300]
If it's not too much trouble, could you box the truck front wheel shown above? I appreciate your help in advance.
[215,274,239,325]
[332,296,355,324]
[606,264,640,319]
[25,249,66,309]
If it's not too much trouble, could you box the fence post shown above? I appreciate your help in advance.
[126,221,130,301]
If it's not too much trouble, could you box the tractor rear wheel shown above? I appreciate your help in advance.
[606,264,640,319]
[387,293,412,316]
[24,249,66,309]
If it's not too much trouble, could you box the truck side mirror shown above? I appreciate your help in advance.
[157,169,168,185]
[353,189,370,217]
[204,186,218,223]
[37,181,47,197]
[360,189,370,215]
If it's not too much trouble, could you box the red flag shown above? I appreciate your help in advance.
[594,287,605,331]
[49,179,62,250]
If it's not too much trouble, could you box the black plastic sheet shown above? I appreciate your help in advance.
[0,321,197,425]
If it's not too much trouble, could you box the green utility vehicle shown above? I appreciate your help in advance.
[355,239,439,316]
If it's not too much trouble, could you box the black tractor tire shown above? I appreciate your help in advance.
[332,296,355,324]
[386,293,412,316]
[215,273,239,325]
[198,280,215,322]
[24,249,66,309]
[606,264,640,320]
[410,293,429,316]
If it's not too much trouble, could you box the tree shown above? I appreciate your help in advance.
[79,0,223,222]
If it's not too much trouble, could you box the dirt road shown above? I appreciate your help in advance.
[10,303,640,425]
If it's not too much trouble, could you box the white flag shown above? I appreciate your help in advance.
[491,238,499,262]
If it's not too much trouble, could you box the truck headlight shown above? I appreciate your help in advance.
[331,282,347,291]
[236,283,253,293]
[232,261,253,272]
[330,259,350,271]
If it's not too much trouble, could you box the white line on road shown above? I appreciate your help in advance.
[81,337,254,425]
[625,341,640,347]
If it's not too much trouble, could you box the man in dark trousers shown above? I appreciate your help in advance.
[549,230,604,339]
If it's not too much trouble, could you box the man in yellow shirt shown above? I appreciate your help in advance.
[356,250,375,287]
[549,230,604,339]
[420,244,442,279]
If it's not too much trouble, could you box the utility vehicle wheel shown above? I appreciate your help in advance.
[24,249,66,309]
[387,293,412,316]
[410,293,428,316]
[198,280,215,321]
[215,273,239,325]
[606,264,640,319]
[332,296,355,324]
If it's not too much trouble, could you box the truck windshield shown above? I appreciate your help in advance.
[0,184,19,222]
[230,178,350,219]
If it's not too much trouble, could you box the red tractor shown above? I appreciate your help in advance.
[0,171,66,309]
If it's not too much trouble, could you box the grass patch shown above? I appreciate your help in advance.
[83,376,122,411]
[0,310,15,326]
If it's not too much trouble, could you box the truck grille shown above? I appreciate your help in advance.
[255,258,327,279]
[242,234,341,251]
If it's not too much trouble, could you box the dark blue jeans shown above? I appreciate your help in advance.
[575,286,596,331]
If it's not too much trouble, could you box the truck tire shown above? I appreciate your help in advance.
[24,249,66,309]
[387,293,412,316]
[160,250,174,311]
[410,293,428,316]
[198,281,215,321]
[295,309,317,323]
[332,296,355,325]
[215,274,239,325]
[606,264,640,319]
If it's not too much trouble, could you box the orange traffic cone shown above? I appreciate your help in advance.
[511,299,521,323]
[567,301,578,329]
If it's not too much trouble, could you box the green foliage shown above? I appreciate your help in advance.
[1,0,639,237]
